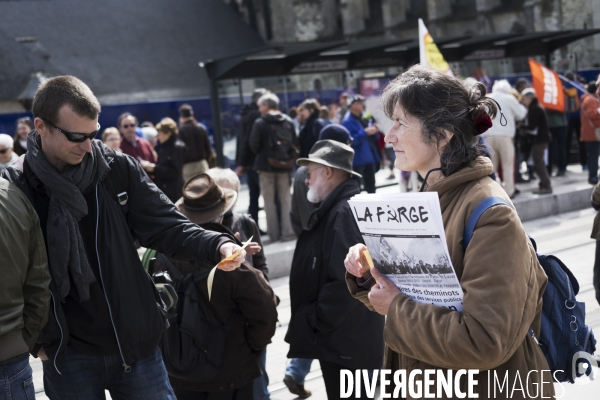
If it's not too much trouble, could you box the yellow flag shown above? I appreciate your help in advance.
[419,19,452,76]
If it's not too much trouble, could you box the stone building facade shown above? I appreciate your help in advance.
[224,0,600,80]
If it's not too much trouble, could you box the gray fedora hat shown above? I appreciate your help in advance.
[296,139,362,178]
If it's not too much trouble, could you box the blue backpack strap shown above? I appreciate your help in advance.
[463,196,511,250]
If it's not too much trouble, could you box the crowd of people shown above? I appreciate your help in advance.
[0,74,389,400]
[474,72,600,199]
[2,66,600,400]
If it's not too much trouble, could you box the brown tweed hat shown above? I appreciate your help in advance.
[175,174,237,225]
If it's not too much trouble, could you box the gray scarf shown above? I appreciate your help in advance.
[26,130,110,302]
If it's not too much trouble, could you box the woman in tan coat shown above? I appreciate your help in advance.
[344,65,553,399]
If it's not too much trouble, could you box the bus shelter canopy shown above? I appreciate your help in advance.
[202,29,600,81]
[202,29,600,167]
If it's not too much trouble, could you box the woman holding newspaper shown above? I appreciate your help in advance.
[344,65,553,399]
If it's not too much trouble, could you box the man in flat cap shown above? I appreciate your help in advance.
[284,140,384,400]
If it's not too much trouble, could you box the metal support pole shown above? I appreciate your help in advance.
[282,76,289,112]
[238,78,244,107]
[209,79,225,168]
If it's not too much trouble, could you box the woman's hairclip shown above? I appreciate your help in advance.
[473,113,492,136]
[472,97,506,136]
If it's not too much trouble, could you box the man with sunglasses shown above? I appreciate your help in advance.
[118,113,157,164]
[0,134,19,174]
[1,75,246,400]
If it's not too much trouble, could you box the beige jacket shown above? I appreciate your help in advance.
[347,157,553,399]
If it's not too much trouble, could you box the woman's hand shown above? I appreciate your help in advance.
[344,243,371,278]
[368,267,402,316]
[140,160,155,173]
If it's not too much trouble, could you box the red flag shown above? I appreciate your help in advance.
[528,58,565,112]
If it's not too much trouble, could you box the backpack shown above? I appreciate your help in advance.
[464,196,597,383]
[154,253,234,382]
[265,119,298,170]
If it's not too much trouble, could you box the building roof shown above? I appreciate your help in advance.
[202,29,600,81]
[0,28,60,103]
[0,0,266,104]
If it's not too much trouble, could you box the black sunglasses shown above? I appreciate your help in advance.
[42,118,100,143]
[0,148,9,154]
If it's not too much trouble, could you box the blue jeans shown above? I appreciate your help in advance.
[0,357,35,400]
[587,142,600,182]
[253,349,270,400]
[285,358,313,385]
[42,347,176,400]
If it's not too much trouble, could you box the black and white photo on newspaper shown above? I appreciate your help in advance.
[348,192,464,312]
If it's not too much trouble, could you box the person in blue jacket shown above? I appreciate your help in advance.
[342,95,380,193]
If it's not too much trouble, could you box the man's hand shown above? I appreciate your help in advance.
[234,232,261,256]
[38,347,49,361]
[367,267,401,316]
[245,242,261,256]
[235,166,246,176]
[344,243,371,279]
[365,126,379,136]
[218,242,246,271]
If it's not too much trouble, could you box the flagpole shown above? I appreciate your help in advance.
[557,74,587,95]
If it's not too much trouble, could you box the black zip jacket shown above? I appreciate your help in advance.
[285,178,385,369]
[2,144,231,374]
[522,99,551,144]
[153,135,186,203]
[236,105,261,168]
[298,115,325,159]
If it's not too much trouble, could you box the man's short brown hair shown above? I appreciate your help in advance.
[32,76,101,123]
[179,104,193,118]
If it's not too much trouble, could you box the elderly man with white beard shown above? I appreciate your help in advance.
[284,140,385,400]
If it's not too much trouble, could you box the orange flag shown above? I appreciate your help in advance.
[528,58,565,112]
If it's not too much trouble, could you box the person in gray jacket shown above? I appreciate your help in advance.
[0,177,51,400]
[249,92,298,242]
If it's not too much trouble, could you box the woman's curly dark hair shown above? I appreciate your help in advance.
[381,65,498,176]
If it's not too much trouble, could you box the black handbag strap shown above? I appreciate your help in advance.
[155,253,185,281]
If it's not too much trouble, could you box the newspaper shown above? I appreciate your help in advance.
[348,192,464,312]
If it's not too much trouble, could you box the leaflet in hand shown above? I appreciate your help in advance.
[348,192,464,312]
